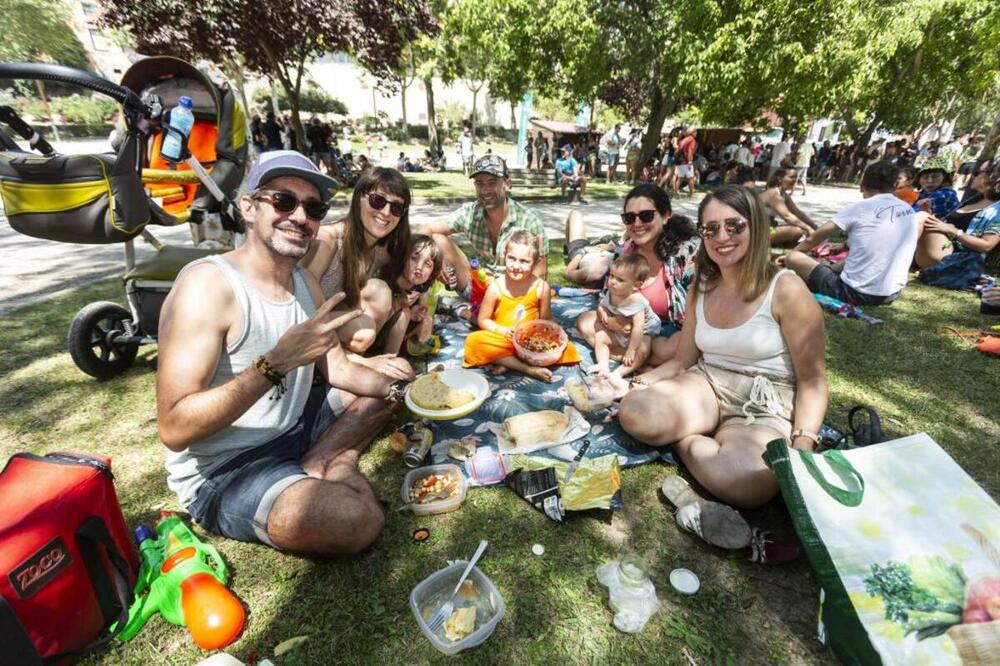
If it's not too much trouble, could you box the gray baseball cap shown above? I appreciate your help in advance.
[470,154,509,179]
[246,150,340,202]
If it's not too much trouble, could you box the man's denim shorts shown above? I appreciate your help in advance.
[187,385,344,546]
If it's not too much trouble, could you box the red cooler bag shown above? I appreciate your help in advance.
[0,452,138,664]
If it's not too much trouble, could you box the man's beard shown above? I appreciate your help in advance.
[264,225,312,258]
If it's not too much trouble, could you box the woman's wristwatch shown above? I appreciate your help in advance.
[790,428,821,446]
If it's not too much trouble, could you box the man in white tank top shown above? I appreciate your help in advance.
[157,151,412,555]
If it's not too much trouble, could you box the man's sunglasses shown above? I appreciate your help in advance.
[697,217,748,239]
[253,190,329,221]
[367,192,407,218]
[620,209,658,226]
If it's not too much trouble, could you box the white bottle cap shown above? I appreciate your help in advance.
[531,543,545,556]
[669,568,700,595]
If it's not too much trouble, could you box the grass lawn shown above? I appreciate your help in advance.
[1,251,997,665]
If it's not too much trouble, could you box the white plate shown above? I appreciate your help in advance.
[404,369,491,421]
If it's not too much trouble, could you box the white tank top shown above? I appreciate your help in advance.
[165,255,317,508]
[695,269,795,379]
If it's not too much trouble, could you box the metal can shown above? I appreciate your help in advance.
[402,422,433,468]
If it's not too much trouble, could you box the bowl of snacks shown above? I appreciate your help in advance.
[512,320,568,366]
[401,464,467,515]
[410,561,505,655]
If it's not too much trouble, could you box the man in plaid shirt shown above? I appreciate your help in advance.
[420,155,549,294]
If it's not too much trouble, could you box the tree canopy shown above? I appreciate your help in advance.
[99,0,437,148]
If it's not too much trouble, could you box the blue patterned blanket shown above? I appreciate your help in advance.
[415,294,675,484]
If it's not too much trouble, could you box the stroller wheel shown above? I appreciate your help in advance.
[68,302,139,380]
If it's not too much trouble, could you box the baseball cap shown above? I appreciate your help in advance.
[246,150,340,202]
[561,144,573,153]
[470,154,509,179]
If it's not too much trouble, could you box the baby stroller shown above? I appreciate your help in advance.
[0,58,248,379]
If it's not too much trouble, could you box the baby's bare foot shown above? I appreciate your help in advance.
[488,364,507,376]
[527,366,554,382]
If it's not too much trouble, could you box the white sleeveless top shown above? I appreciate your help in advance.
[695,269,795,379]
[165,255,317,508]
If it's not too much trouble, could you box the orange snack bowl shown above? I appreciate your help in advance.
[512,320,568,366]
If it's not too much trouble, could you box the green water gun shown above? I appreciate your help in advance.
[118,513,245,650]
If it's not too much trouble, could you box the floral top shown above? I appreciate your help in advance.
[622,237,700,325]
[913,188,959,218]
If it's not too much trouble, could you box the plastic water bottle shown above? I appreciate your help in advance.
[552,286,591,297]
[161,96,195,161]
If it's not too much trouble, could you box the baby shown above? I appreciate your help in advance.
[464,230,579,381]
[592,253,661,377]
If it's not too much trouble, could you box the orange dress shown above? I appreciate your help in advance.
[463,278,581,367]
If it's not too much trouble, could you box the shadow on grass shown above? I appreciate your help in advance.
[8,266,995,665]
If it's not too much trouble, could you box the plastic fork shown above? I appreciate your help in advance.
[427,539,489,633]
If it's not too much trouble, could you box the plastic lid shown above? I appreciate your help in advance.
[669,568,700,595]
[532,544,545,556]
[178,95,193,108]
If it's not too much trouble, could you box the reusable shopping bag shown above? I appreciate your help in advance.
[763,434,1000,665]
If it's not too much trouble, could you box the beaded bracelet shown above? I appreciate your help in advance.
[253,355,287,400]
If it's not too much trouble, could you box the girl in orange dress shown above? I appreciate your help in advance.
[464,230,581,381]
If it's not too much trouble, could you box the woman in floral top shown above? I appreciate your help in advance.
[918,161,1000,267]
[576,183,700,364]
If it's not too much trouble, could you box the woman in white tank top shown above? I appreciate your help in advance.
[619,185,828,514]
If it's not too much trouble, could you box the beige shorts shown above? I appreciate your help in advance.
[689,360,795,439]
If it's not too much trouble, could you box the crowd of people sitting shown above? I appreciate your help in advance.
[155,127,997,562]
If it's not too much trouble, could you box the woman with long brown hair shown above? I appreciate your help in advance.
[575,183,700,364]
[758,165,816,246]
[618,185,827,555]
[302,167,413,377]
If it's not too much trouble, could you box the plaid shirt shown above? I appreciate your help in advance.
[913,188,959,218]
[447,197,549,273]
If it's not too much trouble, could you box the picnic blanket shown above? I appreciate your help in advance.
[415,294,675,483]
[813,293,883,325]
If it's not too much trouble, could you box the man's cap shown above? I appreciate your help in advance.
[561,144,573,153]
[470,154,509,179]
[246,150,339,202]
[917,155,953,174]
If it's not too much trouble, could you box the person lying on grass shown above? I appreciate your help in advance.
[618,185,827,563]
[157,152,412,556]
[591,253,661,378]
[463,230,580,381]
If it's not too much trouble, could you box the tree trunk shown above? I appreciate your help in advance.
[510,101,516,133]
[400,83,409,139]
[470,85,479,141]
[637,64,671,177]
[982,107,1000,161]
[222,55,250,124]
[34,80,60,142]
[850,115,881,180]
[423,75,439,153]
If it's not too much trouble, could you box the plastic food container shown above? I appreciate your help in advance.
[401,464,467,515]
[410,561,506,655]
[512,320,568,366]
[565,378,615,412]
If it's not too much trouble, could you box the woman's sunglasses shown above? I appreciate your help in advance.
[620,209,658,226]
[367,192,407,218]
[697,217,748,239]
[253,190,329,221]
